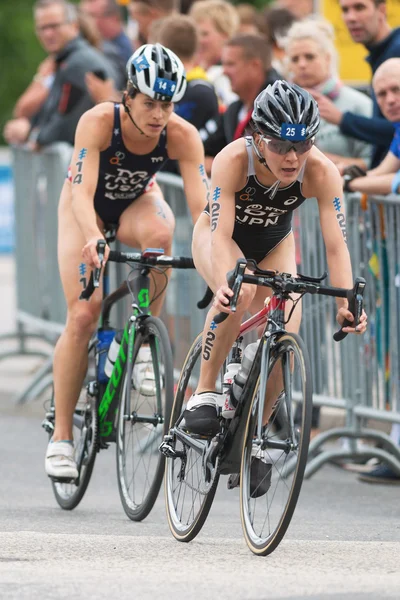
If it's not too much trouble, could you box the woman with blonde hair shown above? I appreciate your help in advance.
[189,0,240,107]
[285,17,372,173]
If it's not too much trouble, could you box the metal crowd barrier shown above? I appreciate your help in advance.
[0,144,72,403]
[295,194,400,476]
[4,143,400,476]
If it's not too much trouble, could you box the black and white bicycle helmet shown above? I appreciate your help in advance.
[252,80,320,140]
[126,43,187,102]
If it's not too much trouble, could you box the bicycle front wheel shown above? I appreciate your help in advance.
[164,333,220,543]
[240,333,312,556]
[51,342,98,510]
[116,316,174,521]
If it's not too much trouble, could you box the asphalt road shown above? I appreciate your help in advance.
[0,400,399,600]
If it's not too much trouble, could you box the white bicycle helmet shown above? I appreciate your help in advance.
[126,43,187,102]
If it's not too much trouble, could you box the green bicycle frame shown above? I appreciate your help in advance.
[97,268,152,439]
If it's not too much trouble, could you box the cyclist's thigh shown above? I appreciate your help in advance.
[58,180,104,313]
[117,183,175,249]
[249,232,301,333]
[192,212,245,292]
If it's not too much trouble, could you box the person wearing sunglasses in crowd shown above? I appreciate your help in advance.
[185,80,368,442]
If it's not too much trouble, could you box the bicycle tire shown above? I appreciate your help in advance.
[240,332,312,556]
[116,316,174,521]
[50,342,98,510]
[164,333,220,543]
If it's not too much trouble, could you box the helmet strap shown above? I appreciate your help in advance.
[122,93,150,138]
[251,137,281,200]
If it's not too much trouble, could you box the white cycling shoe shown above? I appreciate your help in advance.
[45,440,78,480]
[132,346,156,396]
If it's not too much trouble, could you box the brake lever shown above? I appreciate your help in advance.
[93,239,106,288]
[333,277,366,342]
[213,259,247,324]
[79,239,106,301]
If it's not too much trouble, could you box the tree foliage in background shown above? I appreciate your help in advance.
[0,2,46,138]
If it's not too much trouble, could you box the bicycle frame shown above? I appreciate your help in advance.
[172,294,289,475]
[95,261,155,440]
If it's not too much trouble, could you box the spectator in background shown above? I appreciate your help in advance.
[285,18,373,173]
[344,60,400,198]
[152,15,219,147]
[189,0,240,108]
[81,0,132,62]
[236,4,260,35]
[274,0,313,19]
[129,0,175,46]
[4,0,118,148]
[312,0,400,168]
[344,57,400,485]
[203,34,280,174]
[5,5,102,137]
[261,7,296,74]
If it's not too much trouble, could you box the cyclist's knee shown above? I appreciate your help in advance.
[239,285,257,313]
[66,302,101,339]
[143,225,174,253]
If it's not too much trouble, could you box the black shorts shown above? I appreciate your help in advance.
[203,205,292,263]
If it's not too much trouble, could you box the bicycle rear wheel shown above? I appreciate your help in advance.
[164,333,220,543]
[116,316,174,521]
[240,333,312,556]
[50,342,98,510]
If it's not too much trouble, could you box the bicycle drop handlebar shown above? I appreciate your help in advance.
[79,240,195,301]
[213,258,366,342]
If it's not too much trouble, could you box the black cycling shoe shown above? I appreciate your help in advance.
[227,458,272,498]
[183,404,220,437]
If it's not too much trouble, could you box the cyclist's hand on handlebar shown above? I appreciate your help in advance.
[336,306,368,334]
[82,236,109,268]
[213,282,254,314]
[213,284,234,313]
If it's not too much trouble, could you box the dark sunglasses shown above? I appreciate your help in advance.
[262,136,315,155]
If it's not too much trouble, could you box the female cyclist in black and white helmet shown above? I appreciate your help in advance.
[126,43,187,102]
[45,43,207,480]
[184,79,367,439]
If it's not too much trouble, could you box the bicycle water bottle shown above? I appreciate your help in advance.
[231,340,260,404]
[104,329,124,378]
[96,327,116,384]
[221,361,241,418]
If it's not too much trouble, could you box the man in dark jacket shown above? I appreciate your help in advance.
[30,0,118,147]
[203,34,280,174]
[309,0,400,168]
[5,0,118,148]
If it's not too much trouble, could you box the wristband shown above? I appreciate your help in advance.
[391,170,400,195]
[343,174,354,193]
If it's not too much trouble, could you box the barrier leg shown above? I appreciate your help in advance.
[14,355,53,405]
[0,321,53,362]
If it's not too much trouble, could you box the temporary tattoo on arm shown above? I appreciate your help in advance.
[73,148,88,185]
[203,329,216,361]
[199,164,210,206]
[155,199,167,219]
[211,186,221,232]
[333,197,347,243]
[79,262,87,289]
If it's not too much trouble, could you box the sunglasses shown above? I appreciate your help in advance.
[262,136,315,156]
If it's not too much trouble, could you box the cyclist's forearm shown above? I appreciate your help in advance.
[71,194,102,241]
[326,249,353,310]
[211,238,241,289]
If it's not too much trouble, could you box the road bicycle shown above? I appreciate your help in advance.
[43,239,194,520]
[161,258,365,555]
